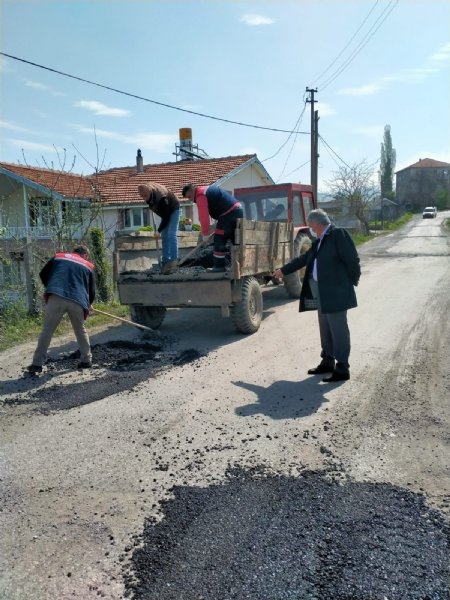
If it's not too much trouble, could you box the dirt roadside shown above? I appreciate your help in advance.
[0,212,449,599]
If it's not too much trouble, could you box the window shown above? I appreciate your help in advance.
[29,197,58,227]
[302,193,314,220]
[292,192,305,225]
[124,207,150,228]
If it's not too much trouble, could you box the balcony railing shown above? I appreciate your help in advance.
[1,226,57,239]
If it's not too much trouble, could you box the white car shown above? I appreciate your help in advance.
[422,206,437,219]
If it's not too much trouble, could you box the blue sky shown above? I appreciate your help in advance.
[1,0,449,191]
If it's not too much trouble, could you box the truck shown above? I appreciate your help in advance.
[114,183,317,335]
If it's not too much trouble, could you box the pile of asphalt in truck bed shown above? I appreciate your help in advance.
[124,468,450,600]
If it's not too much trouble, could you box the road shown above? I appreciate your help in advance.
[1,212,449,599]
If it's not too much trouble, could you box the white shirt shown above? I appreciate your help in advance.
[312,224,330,281]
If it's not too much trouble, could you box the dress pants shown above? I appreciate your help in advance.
[309,278,351,372]
[32,295,91,367]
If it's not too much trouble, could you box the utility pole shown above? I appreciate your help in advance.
[306,87,318,201]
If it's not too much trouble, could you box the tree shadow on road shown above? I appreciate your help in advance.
[233,377,345,420]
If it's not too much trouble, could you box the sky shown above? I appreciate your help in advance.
[1,0,449,192]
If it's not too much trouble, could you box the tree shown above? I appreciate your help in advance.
[327,160,379,235]
[380,125,396,200]
[90,227,113,302]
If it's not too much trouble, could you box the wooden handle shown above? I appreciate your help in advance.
[92,308,155,332]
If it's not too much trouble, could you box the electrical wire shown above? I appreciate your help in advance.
[262,97,307,162]
[314,0,380,86]
[319,0,399,91]
[319,135,352,170]
[0,52,309,135]
[280,159,310,180]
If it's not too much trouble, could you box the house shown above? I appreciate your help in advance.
[93,152,273,239]
[0,152,273,243]
[366,197,400,223]
[0,152,273,294]
[395,158,450,210]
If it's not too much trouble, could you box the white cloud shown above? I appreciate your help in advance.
[0,120,32,133]
[382,67,439,84]
[318,102,336,117]
[337,83,381,96]
[353,125,385,139]
[24,78,65,97]
[430,42,450,61]
[75,100,131,117]
[240,13,275,26]
[6,139,60,153]
[76,126,176,153]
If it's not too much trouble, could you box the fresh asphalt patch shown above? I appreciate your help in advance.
[2,340,203,414]
[124,468,450,600]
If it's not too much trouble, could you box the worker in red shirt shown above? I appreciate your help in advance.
[182,184,243,272]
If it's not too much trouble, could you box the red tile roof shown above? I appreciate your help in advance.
[0,162,94,198]
[396,158,450,173]
[94,154,260,204]
[1,155,262,205]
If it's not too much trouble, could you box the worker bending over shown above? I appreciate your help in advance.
[181,184,243,272]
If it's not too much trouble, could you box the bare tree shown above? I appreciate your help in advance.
[327,160,379,234]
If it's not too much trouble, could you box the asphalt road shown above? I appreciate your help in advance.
[1,212,449,599]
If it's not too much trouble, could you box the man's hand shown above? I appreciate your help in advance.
[153,232,161,239]
[272,269,284,279]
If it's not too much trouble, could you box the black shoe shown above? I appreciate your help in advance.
[322,370,350,382]
[308,363,335,375]
[207,266,226,273]
[26,364,42,374]
[77,361,92,369]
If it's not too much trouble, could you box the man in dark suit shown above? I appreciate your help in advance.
[273,209,361,382]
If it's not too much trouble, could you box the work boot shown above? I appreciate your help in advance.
[26,364,43,375]
[77,361,92,369]
[161,260,178,275]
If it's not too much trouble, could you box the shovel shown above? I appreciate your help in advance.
[91,307,160,338]
[178,234,212,267]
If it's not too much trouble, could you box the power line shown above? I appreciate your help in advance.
[0,51,309,135]
[262,98,307,162]
[281,159,311,180]
[314,0,380,86]
[319,135,352,170]
[319,0,399,91]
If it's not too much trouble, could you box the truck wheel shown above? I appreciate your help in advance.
[284,234,312,299]
[230,277,263,334]
[130,306,166,329]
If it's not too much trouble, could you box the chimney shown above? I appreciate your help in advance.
[179,128,193,160]
[136,148,144,173]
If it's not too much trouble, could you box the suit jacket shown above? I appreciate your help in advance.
[282,225,360,314]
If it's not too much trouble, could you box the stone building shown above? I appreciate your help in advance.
[395,158,450,210]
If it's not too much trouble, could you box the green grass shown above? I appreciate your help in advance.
[0,300,130,351]
[351,232,375,245]
[443,218,450,232]
[352,212,414,246]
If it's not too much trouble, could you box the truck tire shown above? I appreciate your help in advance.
[230,277,263,334]
[130,306,166,329]
[283,234,312,299]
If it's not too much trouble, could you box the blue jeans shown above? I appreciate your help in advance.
[160,208,180,263]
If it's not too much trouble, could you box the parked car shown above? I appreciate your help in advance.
[422,206,437,219]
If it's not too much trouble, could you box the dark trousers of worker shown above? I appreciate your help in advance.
[213,206,244,268]
[32,294,91,367]
[309,278,351,373]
